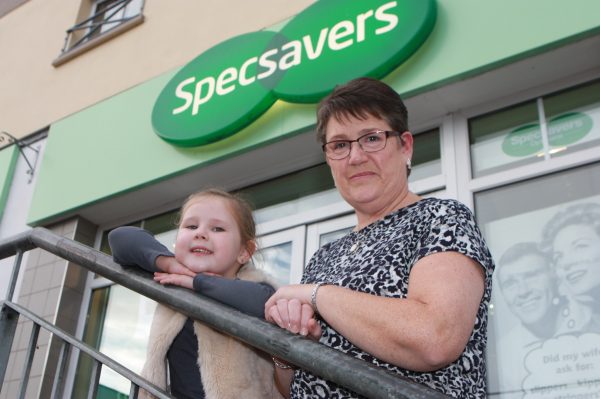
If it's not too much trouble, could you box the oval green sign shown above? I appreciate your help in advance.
[502,123,542,157]
[502,112,592,157]
[547,112,593,146]
[152,0,437,147]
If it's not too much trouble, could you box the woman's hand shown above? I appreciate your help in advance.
[153,272,194,289]
[265,285,322,340]
[155,255,196,277]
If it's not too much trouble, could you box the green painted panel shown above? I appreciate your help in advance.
[0,145,18,222]
[27,0,600,225]
[385,0,600,95]
[27,71,316,225]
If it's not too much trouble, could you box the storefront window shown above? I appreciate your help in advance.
[470,101,541,177]
[469,80,600,178]
[542,80,600,159]
[255,242,292,284]
[475,162,600,398]
[95,285,156,395]
[411,128,441,181]
[72,284,156,397]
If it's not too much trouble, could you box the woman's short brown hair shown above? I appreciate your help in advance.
[316,77,408,145]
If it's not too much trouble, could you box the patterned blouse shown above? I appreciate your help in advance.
[291,198,495,398]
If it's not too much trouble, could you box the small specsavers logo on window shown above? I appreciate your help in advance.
[152,0,437,147]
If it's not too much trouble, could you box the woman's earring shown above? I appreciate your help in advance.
[407,158,412,170]
[552,296,560,306]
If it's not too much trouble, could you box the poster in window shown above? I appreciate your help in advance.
[487,197,600,398]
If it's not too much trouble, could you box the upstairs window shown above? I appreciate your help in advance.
[54,0,144,66]
[87,0,143,39]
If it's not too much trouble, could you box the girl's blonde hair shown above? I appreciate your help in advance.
[178,188,257,256]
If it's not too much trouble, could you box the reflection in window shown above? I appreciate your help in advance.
[411,128,441,181]
[475,162,600,398]
[470,101,541,177]
[469,80,600,177]
[319,227,352,247]
[59,0,144,55]
[90,0,143,38]
[73,285,157,397]
[255,242,292,286]
[542,80,600,159]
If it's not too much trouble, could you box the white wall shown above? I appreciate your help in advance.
[0,137,47,300]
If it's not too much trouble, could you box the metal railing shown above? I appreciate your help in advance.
[0,227,447,399]
[60,0,140,54]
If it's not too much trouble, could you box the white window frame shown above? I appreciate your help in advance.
[256,226,306,284]
[305,213,357,266]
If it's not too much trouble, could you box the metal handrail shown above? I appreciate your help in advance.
[0,227,448,399]
[0,301,172,398]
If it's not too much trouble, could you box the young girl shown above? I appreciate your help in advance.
[108,188,282,399]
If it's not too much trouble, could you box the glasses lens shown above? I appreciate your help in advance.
[325,141,350,159]
[359,131,386,152]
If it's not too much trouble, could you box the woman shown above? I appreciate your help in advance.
[265,77,495,398]
[541,202,600,333]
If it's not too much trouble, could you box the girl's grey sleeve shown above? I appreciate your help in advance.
[193,275,275,319]
[108,226,173,273]
[108,225,273,318]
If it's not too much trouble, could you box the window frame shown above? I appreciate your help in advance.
[53,0,145,67]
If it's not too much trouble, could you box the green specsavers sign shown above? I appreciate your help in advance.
[152,0,437,147]
[502,112,593,157]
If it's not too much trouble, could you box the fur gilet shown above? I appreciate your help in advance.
[139,264,283,399]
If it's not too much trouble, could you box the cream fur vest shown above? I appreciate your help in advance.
[140,264,283,399]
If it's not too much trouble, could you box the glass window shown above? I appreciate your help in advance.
[143,210,178,235]
[242,163,335,211]
[305,214,356,264]
[58,0,144,58]
[475,161,600,398]
[470,80,600,178]
[89,0,143,38]
[73,285,157,397]
[255,226,306,285]
[411,128,441,181]
[542,80,600,159]
[470,101,541,177]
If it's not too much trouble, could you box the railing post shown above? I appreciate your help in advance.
[87,360,101,399]
[17,323,40,399]
[51,340,70,398]
[7,249,24,302]
[129,382,140,398]
[0,302,19,392]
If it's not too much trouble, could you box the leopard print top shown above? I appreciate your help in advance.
[292,198,495,398]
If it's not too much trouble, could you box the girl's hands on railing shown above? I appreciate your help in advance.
[153,272,194,289]
[153,256,197,289]
[155,255,196,277]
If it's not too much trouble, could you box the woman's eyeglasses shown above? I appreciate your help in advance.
[322,130,401,160]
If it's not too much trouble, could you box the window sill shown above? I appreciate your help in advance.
[52,14,144,67]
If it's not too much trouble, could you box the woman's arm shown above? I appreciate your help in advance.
[265,251,484,372]
[274,367,293,398]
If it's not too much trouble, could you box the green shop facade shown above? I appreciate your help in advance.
[8,0,600,397]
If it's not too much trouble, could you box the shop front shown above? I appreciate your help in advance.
[15,0,600,397]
